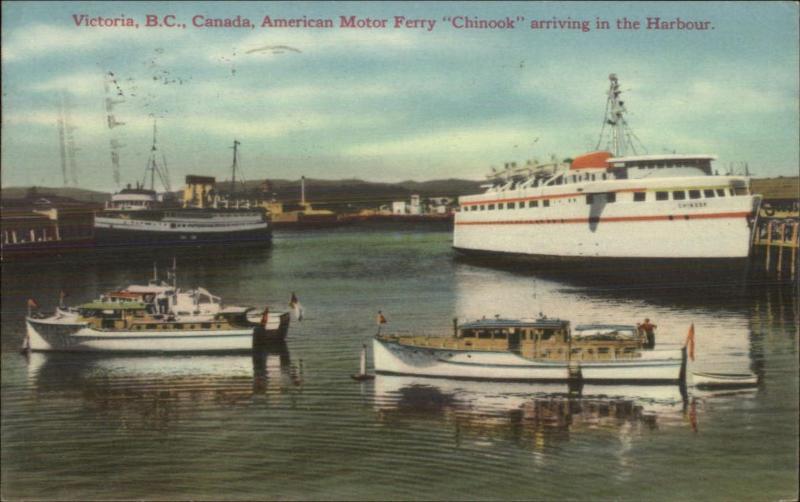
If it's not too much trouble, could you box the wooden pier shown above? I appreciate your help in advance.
[752,218,799,279]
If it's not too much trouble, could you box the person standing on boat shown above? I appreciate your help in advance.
[638,318,657,349]
[156,292,169,314]
[377,311,387,334]
[289,292,304,321]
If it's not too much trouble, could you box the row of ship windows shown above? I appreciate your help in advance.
[463,188,735,211]
[466,199,552,211]
[131,323,222,330]
[113,201,153,206]
[119,221,252,228]
[641,188,732,202]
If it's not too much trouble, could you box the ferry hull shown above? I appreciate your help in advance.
[454,201,756,260]
[373,338,685,384]
[25,313,290,353]
[453,246,750,279]
[94,226,272,249]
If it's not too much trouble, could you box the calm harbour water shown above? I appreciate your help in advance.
[1,226,798,501]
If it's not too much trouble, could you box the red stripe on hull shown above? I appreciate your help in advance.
[455,211,751,225]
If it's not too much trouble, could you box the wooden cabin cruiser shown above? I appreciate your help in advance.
[25,266,290,353]
[373,317,686,384]
[25,301,289,353]
[54,264,274,324]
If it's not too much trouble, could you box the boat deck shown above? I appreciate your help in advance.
[378,334,645,362]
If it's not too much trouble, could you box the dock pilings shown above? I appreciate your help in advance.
[752,218,799,280]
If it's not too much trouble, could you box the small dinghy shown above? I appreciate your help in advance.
[692,371,758,389]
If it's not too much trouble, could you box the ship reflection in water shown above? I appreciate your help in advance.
[24,342,302,431]
[374,376,687,449]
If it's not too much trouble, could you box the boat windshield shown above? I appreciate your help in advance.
[573,325,638,340]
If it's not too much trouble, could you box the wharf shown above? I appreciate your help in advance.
[752,217,799,280]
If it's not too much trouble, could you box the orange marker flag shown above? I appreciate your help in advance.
[684,323,696,361]
[26,298,39,317]
[260,306,270,327]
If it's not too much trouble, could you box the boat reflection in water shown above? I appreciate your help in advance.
[25,342,302,430]
[374,375,689,450]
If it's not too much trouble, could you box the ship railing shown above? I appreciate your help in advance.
[378,331,511,351]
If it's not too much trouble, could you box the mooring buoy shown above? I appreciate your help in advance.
[351,344,375,381]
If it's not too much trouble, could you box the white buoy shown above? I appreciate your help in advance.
[351,343,374,381]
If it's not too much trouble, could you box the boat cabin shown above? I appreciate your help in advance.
[384,317,649,361]
[76,301,247,332]
[457,318,570,353]
[78,302,152,330]
[106,184,160,211]
[607,154,715,180]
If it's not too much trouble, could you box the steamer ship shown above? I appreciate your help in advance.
[94,135,270,248]
[453,75,761,269]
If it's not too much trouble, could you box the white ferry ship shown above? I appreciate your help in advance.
[453,75,761,266]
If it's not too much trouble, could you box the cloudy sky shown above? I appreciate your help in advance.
[2,1,798,191]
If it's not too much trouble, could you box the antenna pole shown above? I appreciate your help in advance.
[231,140,240,197]
[607,74,627,157]
[150,121,157,191]
[58,95,68,186]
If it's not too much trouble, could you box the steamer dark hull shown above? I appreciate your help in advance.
[94,226,272,248]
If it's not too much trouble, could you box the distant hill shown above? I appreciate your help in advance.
[4,176,795,209]
[1,186,110,203]
[751,176,799,201]
[0,178,485,212]
[396,178,487,195]
[214,177,485,209]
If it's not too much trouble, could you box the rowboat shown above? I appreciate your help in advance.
[691,371,758,389]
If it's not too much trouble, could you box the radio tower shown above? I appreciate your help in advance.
[57,95,68,186]
[56,93,80,186]
[61,93,80,185]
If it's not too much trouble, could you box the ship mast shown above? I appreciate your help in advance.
[598,74,646,157]
[143,120,171,192]
[149,122,156,190]
[608,74,626,157]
